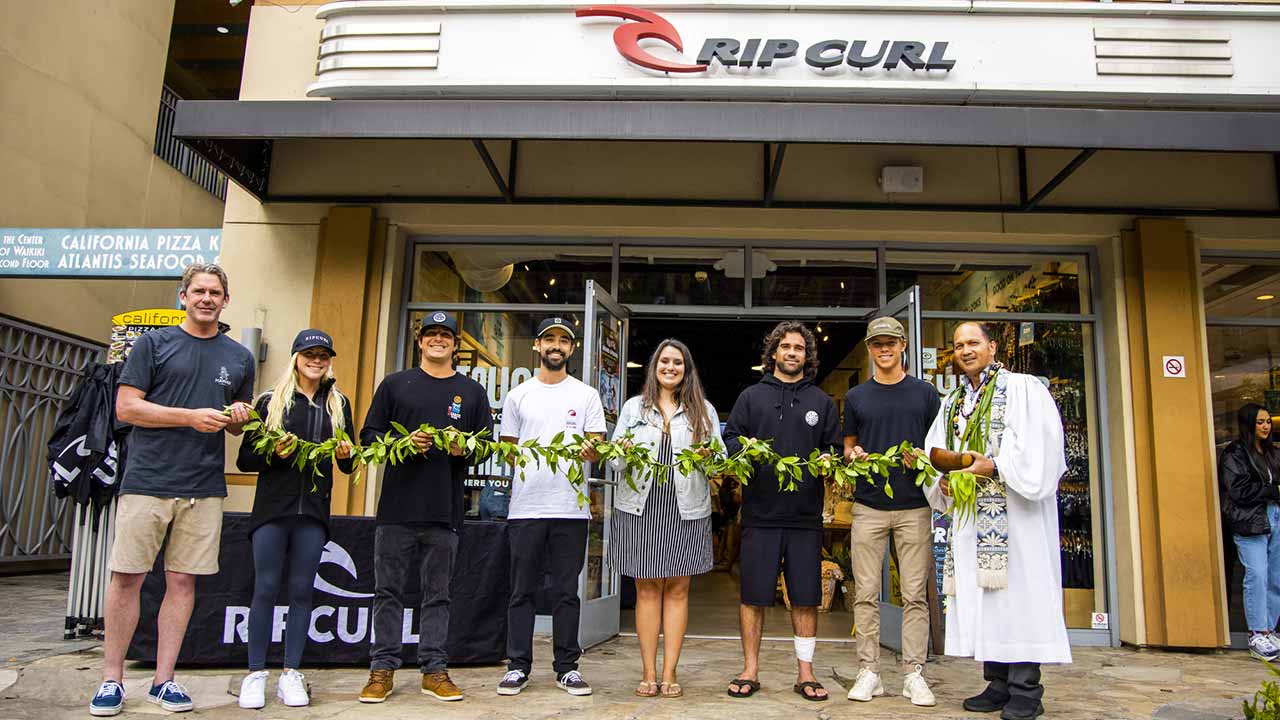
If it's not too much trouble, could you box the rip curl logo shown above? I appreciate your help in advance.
[576,6,708,73]
[577,6,957,75]
[448,395,463,420]
[804,410,819,427]
[215,366,232,387]
[432,312,447,323]
[314,541,375,599]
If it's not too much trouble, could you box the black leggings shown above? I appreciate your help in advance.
[248,516,327,671]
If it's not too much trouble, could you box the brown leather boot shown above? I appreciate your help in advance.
[359,669,394,703]
[422,671,463,702]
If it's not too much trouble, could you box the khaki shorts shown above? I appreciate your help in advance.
[108,495,224,575]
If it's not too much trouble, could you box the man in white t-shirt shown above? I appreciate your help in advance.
[495,317,606,698]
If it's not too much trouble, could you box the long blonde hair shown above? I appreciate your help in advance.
[258,351,347,436]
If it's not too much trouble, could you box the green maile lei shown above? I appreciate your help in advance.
[229,407,950,508]
[943,369,1000,526]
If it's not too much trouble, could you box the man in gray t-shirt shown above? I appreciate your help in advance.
[90,264,254,717]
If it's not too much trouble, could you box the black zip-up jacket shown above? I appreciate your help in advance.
[724,374,841,529]
[1219,440,1280,537]
[236,380,355,539]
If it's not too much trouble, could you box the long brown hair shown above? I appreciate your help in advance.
[640,339,713,443]
[760,321,819,379]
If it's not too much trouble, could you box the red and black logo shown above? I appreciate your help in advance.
[577,6,956,75]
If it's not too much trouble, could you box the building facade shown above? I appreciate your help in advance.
[91,0,1280,650]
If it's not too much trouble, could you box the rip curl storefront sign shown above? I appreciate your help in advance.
[574,6,955,75]
[307,1,976,101]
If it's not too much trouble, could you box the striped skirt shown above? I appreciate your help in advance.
[610,432,713,579]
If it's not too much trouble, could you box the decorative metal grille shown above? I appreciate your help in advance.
[0,316,104,566]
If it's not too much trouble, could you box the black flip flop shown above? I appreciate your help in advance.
[727,678,760,698]
[793,681,829,702]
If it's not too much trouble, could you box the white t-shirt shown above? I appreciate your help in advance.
[500,374,607,520]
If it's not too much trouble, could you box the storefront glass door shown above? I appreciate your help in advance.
[579,280,629,648]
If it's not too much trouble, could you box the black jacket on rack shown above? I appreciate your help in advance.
[1219,440,1280,537]
[47,362,127,510]
[236,380,355,540]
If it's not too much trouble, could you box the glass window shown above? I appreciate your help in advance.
[1207,324,1280,634]
[618,245,744,306]
[888,251,1089,314]
[401,309,587,520]
[1202,258,1280,321]
[922,319,1101,629]
[409,244,612,304]
[752,248,877,307]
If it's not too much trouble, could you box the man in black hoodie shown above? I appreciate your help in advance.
[724,321,841,702]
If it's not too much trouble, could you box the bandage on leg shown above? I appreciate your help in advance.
[794,635,816,663]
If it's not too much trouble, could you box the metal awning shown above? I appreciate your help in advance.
[173,99,1280,216]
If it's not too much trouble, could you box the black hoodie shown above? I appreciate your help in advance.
[723,374,841,529]
[236,380,355,540]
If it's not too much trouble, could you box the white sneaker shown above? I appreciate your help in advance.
[902,665,937,707]
[277,669,310,707]
[1251,633,1280,661]
[847,667,884,702]
[238,671,268,709]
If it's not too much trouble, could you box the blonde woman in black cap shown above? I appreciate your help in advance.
[235,329,354,709]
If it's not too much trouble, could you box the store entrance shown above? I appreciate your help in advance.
[619,315,871,641]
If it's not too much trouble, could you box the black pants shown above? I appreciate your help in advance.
[370,523,459,673]
[506,519,588,675]
[984,661,1043,703]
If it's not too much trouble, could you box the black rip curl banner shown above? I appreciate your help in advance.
[128,513,510,666]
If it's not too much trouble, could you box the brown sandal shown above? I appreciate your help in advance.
[793,680,829,702]
[660,682,683,698]
[635,681,659,697]
[727,678,760,698]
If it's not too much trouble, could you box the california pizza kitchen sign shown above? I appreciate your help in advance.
[576,5,956,76]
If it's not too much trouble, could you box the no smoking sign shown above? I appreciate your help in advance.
[1162,356,1186,379]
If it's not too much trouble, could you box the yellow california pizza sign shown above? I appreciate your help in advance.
[111,309,185,327]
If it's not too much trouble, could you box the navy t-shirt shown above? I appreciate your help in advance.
[118,326,255,498]
[842,375,941,511]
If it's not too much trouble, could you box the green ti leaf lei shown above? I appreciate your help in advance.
[230,406,979,520]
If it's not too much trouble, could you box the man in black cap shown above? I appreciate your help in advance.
[357,311,493,704]
[495,316,605,697]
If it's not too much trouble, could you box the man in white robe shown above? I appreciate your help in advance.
[925,321,1070,720]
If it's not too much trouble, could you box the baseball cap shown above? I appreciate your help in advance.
[864,316,906,342]
[419,311,458,337]
[291,329,336,356]
[536,316,576,341]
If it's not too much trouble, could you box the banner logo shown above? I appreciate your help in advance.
[313,541,375,599]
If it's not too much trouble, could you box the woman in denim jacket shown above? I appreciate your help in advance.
[609,339,722,698]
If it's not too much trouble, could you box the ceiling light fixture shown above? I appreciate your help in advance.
[626,361,642,369]
[840,281,845,290]
[216,25,230,34]
[823,335,830,342]
[1258,294,1276,301]
[549,278,557,286]
[750,364,764,372]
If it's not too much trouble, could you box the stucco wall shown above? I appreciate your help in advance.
[0,0,224,343]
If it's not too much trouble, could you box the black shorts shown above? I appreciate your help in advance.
[739,526,822,607]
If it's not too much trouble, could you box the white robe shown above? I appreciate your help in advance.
[924,371,1072,664]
